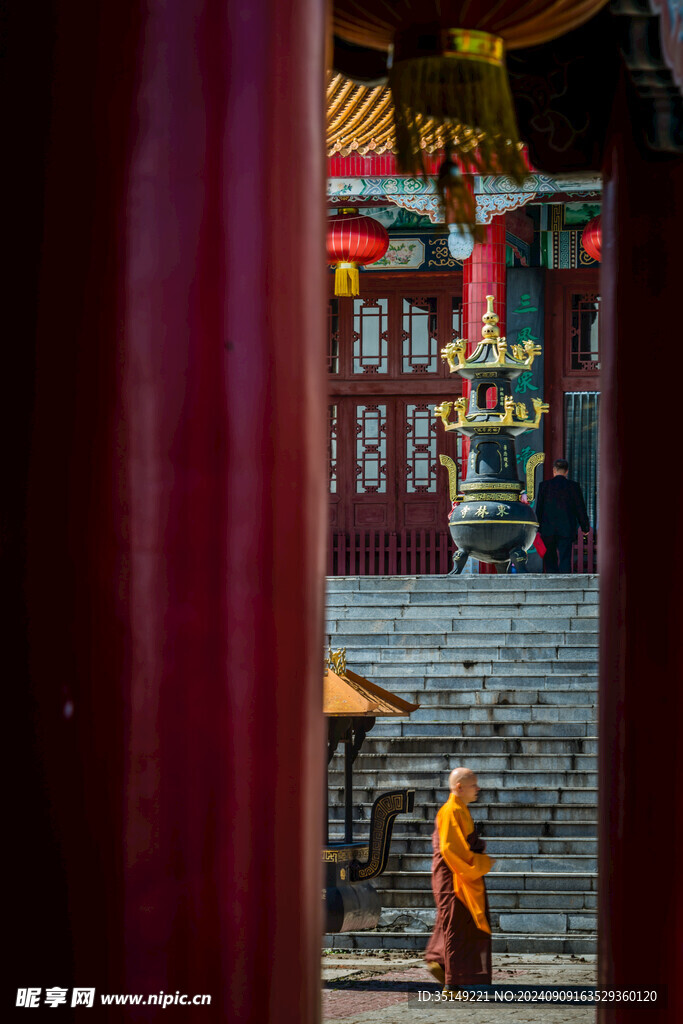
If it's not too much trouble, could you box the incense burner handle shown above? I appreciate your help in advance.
[439,454,459,503]
[525,451,545,503]
[351,789,415,882]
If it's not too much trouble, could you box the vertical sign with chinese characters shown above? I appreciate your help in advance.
[506,267,545,487]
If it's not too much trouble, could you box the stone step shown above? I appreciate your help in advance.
[338,648,599,666]
[368,721,596,738]
[357,671,598,688]
[327,589,599,607]
[376,907,596,934]
[330,792,597,818]
[360,736,598,755]
[383,852,597,874]
[347,670,598,687]
[329,813,597,835]
[329,769,597,790]
[383,836,596,856]
[369,721,596,738]
[327,617,597,636]
[405,706,597,723]
[330,630,599,651]
[328,819,597,839]
[349,665,598,681]
[379,871,597,893]
[326,575,598,591]
[327,602,598,621]
[338,690,597,709]
[329,801,597,824]
[323,931,597,953]
[380,889,597,911]
[330,753,596,772]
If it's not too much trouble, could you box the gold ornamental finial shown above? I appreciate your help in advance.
[327,647,347,677]
[481,294,500,341]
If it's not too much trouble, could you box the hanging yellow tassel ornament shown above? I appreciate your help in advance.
[390,27,527,190]
[333,262,360,297]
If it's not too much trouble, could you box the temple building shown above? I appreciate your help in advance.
[326,121,601,573]
[325,159,598,577]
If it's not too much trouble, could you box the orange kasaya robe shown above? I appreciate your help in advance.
[436,794,492,934]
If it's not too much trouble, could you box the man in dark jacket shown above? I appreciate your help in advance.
[535,459,590,574]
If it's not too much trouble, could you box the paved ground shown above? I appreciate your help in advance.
[322,951,597,1023]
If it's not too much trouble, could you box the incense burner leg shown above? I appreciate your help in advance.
[449,548,470,575]
[507,547,528,574]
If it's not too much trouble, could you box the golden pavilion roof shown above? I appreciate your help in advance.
[323,666,419,717]
[326,72,481,158]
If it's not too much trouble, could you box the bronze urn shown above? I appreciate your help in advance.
[436,295,548,574]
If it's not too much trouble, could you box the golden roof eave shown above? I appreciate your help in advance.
[326,71,482,158]
[323,666,419,716]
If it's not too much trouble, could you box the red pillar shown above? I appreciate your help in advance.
[10,2,327,1021]
[463,216,507,349]
[599,82,683,1022]
[462,216,507,570]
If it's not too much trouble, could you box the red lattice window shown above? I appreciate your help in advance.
[401,297,438,374]
[352,298,388,374]
[569,292,600,372]
[405,403,437,493]
[355,404,387,493]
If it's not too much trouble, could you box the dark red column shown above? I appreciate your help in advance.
[10,1,327,1021]
[599,82,683,1022]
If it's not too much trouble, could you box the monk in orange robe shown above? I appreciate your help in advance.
[424,767,494,989]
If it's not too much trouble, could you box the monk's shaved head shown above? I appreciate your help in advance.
[449,767,476,790]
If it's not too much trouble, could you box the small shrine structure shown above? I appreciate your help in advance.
[323,649,417,933]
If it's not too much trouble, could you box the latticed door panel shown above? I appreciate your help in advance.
[401,297,439,374]
[400,400,441,528]
[352,298,389,375]
[327,396,458,532]
[566,291,601,374]
[334,283,461,379]
[327,275,463,570]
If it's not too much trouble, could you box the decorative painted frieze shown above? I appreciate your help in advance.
[328,173,602,225]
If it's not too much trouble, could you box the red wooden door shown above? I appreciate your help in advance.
[329,396,461,532]
[327,275,464,572]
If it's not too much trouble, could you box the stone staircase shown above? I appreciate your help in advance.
[324,573,599,954]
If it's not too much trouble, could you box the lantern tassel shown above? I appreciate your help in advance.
[334,264,360,297]
[390,37,527,204]
[437,153,486,243]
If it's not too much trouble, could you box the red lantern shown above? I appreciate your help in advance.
[327,208,390,296]
[581,215,602,261]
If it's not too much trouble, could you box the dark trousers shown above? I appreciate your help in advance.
[542,533,573,573]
